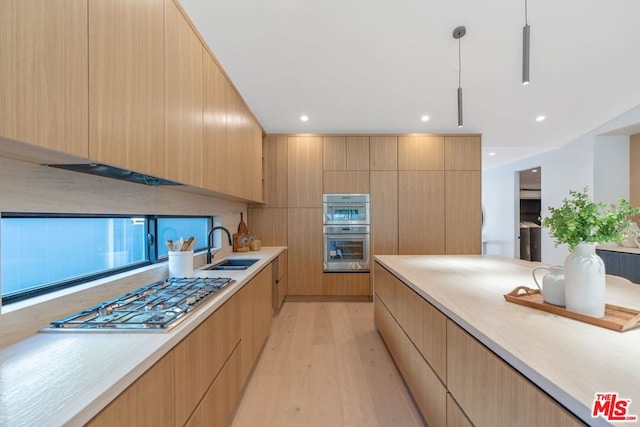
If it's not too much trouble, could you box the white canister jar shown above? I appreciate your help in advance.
[532,265,565,306]
[168,250,194,278]
[563,243,605,318]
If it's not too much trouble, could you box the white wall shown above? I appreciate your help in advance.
[482,105,640,266]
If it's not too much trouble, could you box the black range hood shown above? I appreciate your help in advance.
[47,163,185,187]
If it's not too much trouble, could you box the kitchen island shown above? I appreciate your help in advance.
[374,255,640,427]
[0,247,285,426]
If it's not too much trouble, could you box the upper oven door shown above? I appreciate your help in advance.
[323,194,370,224]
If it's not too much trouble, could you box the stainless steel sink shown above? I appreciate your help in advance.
[203,258,259,271]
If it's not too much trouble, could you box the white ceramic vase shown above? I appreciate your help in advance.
[563,243,605,318]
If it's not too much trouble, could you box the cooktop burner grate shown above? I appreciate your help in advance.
[44,277,233,331]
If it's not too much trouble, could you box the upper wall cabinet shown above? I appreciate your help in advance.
[323,136,370,171]
[398,136,445,170]
[204,65,263,202]
[370,136,398,170]
[288,136,322,207]
[444,136,481,171]
[203,51,228,193]
[262,135,288,207]
[164,0,203,188]
[0,0,89,158]
[88,0,166,178]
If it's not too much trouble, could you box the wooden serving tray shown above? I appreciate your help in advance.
[504,286,640,332]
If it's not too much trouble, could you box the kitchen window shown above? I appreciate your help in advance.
[0,214,211,304]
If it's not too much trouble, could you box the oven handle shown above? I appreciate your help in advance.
[324,233,369,238]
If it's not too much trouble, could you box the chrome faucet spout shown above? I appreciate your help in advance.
[207,226,233,263]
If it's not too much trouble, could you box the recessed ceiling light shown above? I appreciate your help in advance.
[421,115,430,122]
[300,115,309,122]
[489,152,496,156]
[531,169,538,173]
[536,115,545,122]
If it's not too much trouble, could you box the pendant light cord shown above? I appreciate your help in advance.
[525,0,528,25]
[458,38,462,89]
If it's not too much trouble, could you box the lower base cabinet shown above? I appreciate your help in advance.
[323,272,370,297]
[185,344,242,427]
[446,394,473,427]
[374,295,446,426]
[88,263,273,426]
[447,321,582,427]
[373,261,582,427]
[86,352,175,427]
[239,263,272,384]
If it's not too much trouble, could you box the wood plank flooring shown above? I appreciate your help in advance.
[230,302,426,427]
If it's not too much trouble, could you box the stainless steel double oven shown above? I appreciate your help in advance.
[323,194,370,272]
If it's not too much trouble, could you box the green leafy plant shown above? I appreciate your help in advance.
[540,187,640,251]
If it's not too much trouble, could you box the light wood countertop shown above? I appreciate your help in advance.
[375,255,640,427]
[598,243,640,255]
[0,247,286,426]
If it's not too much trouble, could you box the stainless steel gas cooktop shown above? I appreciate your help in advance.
[42,277,233,332]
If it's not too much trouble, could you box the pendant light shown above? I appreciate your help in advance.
[522,0,530,85]
[453,26,466,128]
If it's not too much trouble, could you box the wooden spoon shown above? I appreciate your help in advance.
[181,236,195,251]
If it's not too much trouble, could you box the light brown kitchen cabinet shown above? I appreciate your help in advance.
[225,87,244,195]
[0,0,89,158]
[374,269,447,427]
[287,208,323,295]
[370,170,398,255]
[185,344,242,427]
[238,264,273,384]
[323,272,370,296]
[227,87,263,202]
[323,136,369,171]
[202,51,228,192]
[447,320,582,427]
[87,351,175,426]
[323,171,370,194]
[398,135,444,171]
[88,0,166,178]
[370,136,398,170]
[202,46,263,201]
[262,135,288,207]
[419,297,447,382]
[346,136,370,170]
[323,136,347,170]
[445,171,482,254]
[273,250,288,310]
[398,171,445,254]
[247,207,287,246]
[288,136,322,207]
[174,294,240,425]
[164,0,203,188]
[447,394,473,427]
[444,135,481,171]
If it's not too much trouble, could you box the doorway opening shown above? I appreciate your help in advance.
[518,167,541,262]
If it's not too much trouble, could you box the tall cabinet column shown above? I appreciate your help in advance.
[287,136,323,296]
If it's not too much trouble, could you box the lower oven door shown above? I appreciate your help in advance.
[323,227,370,272]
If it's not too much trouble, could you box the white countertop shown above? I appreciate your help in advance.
[0,247,285,427]
[375,255,640,427]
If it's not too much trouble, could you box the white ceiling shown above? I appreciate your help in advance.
[178,0,640,169]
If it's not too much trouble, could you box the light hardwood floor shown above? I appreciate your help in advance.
[230,302,426,427]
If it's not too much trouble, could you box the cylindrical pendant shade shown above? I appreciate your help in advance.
[457,87,463,127]
[522,24,530,85]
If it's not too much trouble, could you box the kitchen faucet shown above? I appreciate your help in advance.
[207,226,233,264]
